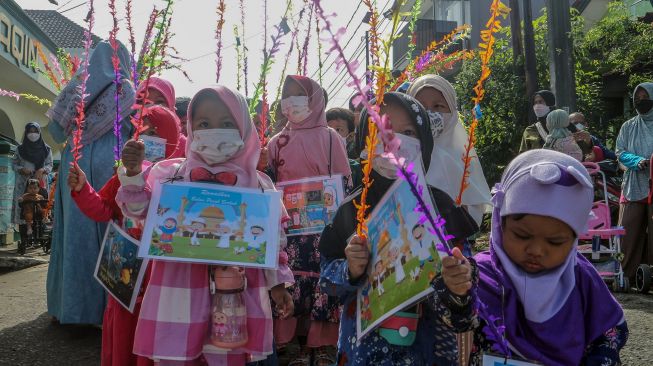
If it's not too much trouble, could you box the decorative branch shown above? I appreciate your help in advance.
[299,2,314,75]
[215,0,226,83]
[233,25,243,91]
[108,0,123,162]
[456,0,510,205]
[239,0,249,97]
[35,42,61,91]
[315,11,324,85]
[405,0,422,65]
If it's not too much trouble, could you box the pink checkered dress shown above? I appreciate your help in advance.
[117,161,294,364]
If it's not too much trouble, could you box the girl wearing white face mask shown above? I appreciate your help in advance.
[267,75,352,365]
[319,92,479,366]
[12,122,53,226]
[519,90,557,153]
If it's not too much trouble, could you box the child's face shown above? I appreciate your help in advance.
[412,225,425,240]
[381,102,418,137]
[327,118,350,139]
[192,94,238,132]
[324,192,334,206]
[414,87,451,114]
[146,88,168,107]
[502,214,575,274]
[141,117,160,137]
[282,79,307,98]
[27,184,39,194]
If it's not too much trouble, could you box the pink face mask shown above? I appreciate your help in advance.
[281,96,312,125]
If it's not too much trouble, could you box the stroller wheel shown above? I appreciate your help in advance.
[636,264,651,294]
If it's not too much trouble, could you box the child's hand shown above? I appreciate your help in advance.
[346,235,369,281]
[270,284,294,319]
[121,139,145,176]
[442,247,473,296]
[67,163,87,192]
[257,147,269,172]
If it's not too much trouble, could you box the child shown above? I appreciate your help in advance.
[19,179,45,236]
[267,75,351,365]
[543,109,583,162]
[326,107,357,159]
[439,149,628,365]
[319,92,479,365]
[117,85,294,365]
[67,104,182,366]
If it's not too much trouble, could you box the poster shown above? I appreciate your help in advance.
[482,354,541,366]
[0,156,15,234]
[276,175,344,236]
[357,165,448,340]
[141,135,166,163]
[140,181,281,269]
[94,222,148,312]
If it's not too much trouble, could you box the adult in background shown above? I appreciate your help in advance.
[175,96,190,136]
[519,90,556,153]
[45,41,135,325]
[616,82,653,284]
[569,112,617,161]
[12,122,53,238]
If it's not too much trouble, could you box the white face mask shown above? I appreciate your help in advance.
[362,134,422,180]
[140,135,167,163]
[574,123,585,131]
[427,111,446,139]
[27,133,40,142]
[281,96,312,124]
[533,104,550,118]
[190,129,244,165]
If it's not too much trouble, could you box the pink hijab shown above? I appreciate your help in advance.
[184,86,261,188]
[268,75,351,182]
[137,76,176,111]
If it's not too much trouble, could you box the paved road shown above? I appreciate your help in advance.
[0,260,652,365]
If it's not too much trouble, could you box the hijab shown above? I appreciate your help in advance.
[142,105,183,158]
[319,92,434,259]
[185,86,260,188]
[268,75,351,182]
[46,41,136,145]
[475,149,624,365]
[137,76,176,111]
[406,75,491,224]
[543,109,572,146]
[17,122,51,170]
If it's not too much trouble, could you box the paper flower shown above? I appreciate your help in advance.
[215,0,226,83]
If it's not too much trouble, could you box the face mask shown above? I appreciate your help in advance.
[427,111,445,139]
[635,99,653,115]
[190,129,244,165]
[27,133,40,142]
[362,134,422,179]
[574,123,585,131]
[533,104,550,118]
[281,96,312,124]
[140,135,167,162]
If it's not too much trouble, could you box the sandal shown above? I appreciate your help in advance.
[313,346,336,366]
[287,346,311,366]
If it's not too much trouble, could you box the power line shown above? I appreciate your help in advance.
[59,1,86,14]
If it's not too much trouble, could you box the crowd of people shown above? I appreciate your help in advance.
[9,39,653,366]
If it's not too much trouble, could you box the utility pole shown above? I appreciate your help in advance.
[522,0,538,118]
[545,0,576,112]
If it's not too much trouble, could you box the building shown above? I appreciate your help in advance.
[0,0,100,159]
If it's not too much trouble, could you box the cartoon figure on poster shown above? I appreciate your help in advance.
[323,185,338,223]
[357,174,447,339]
[140,182,280,268]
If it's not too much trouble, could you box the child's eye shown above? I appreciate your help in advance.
[514,232,531,240]
[403,130,416,136]
[221,120,236,129]
[548,239,568,246]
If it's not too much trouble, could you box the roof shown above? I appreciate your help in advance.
[24,9,101,49]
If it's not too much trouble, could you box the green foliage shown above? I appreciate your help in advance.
[453,4,653,185]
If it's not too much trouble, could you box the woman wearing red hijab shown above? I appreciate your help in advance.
[67,105,183,366]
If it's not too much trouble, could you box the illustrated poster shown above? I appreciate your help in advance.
[94,222,148,312]
[276,175,344,236]
[140,181,281,269]
[357,165,448,339]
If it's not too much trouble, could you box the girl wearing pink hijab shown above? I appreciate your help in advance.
[267,75,351,365]
[117,86,294,365]
[137,76,187,154]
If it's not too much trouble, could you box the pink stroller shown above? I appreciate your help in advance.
[578,162,629,292]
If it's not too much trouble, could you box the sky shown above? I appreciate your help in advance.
[16,0,397,108]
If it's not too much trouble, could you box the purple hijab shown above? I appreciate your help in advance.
[475,150,624,365]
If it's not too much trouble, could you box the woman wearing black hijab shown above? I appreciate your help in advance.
[318,92,478,365]
[519,90,557,153]
[12,122,53,225]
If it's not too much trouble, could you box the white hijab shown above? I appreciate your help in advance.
[407,75,491,225]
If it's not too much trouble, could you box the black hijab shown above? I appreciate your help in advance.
[319,92,435,259]
[18,122,51,170]
[533,90,557,125]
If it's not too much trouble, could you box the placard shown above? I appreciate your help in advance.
[94,222,148,312]
[357,164,448,340]
[140,181,281,269]
[276,175,344,236]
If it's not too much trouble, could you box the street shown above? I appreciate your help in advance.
[0,254,652,365]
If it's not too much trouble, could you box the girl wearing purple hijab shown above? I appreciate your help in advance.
[440,149,628,365]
